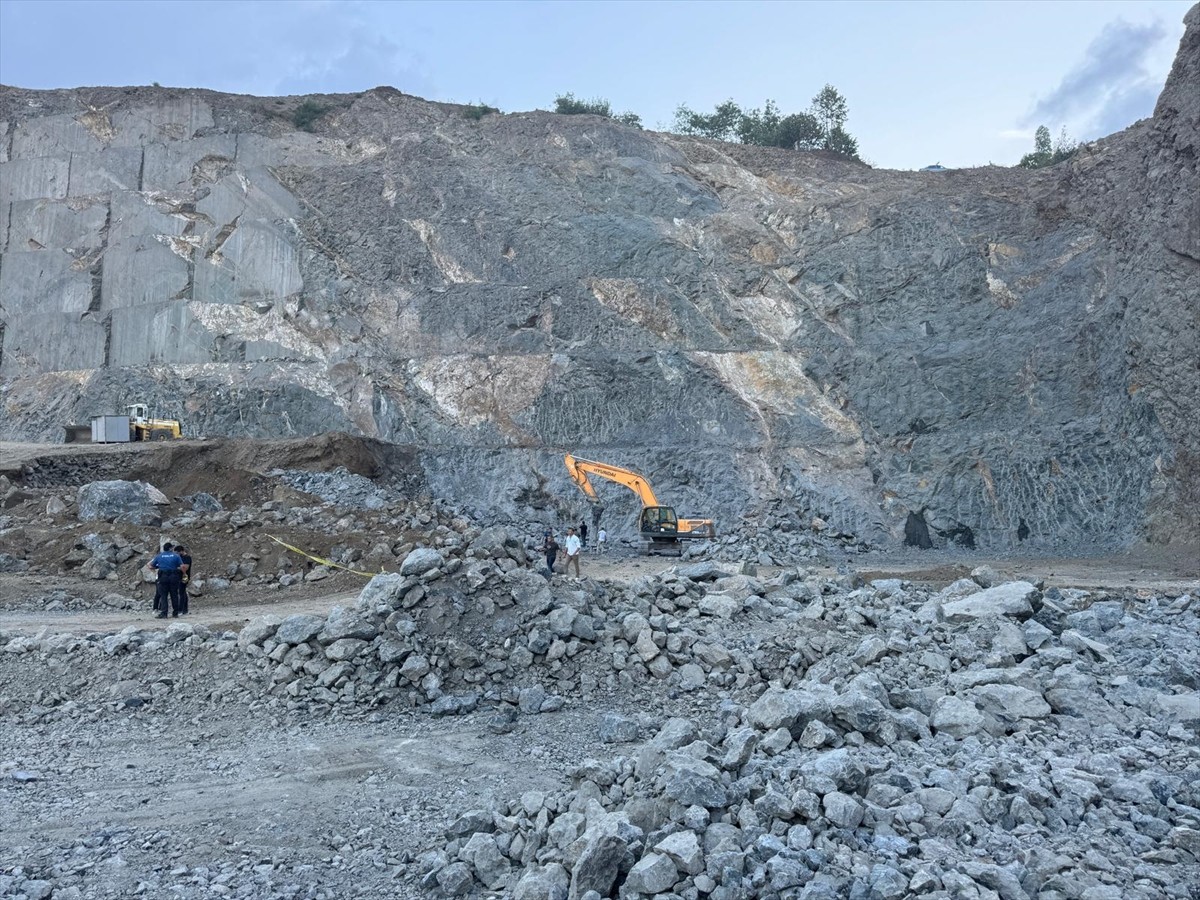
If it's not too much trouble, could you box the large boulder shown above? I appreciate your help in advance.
[567,814,642,900]
[318,606,378,643]
[357,573,408,610]
[930,695,988,738]
[940,581,1039,622]
[401,547,444,576]
[513,863,569,900]
[470,525,526,563]
[77,480,169,525]
[274,614,326,645]
[970,684,1051,720]
[747,684,837,733]
[238,616,282,649]
[660,753,729,809]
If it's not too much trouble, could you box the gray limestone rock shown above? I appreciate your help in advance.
[822,791,864,829]
[317,606,377,643]
[679,562,726,582]
[324,638,368,661]
[358,573,408,609]
[747,685,835,733]
[622,851,678,895]
[678,662,706,691]
[831,689,889,734]
[400,654,431,681]
[186,492,224,512]
[274,614,326,645]
[568,819,637,900]
[930,695,987,738]
[401,547,444,576]
[661,753,729,808]
[970,683,1051,720]
[446,809,494,838]
[377,638,409,665]
[868,864,909,900]
[459,832,509,889]
[77,480,168,525]
[436,861,474,896]
[238,619,283,652]
[0,553,30,573]
[655,830,704,876]
[518,685,547,714]
[599,713,639,744]
[720,727,760,770]
[799,749,868,795]
[513,864,570,900]
[941,582,1039,622]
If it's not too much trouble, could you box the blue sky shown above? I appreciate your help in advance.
[0,0,1191,169]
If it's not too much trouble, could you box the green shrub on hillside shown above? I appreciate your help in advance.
[1018,125,1078,169]
[554,93,642,128]
[463,102,500,121]
[293,100,326,132]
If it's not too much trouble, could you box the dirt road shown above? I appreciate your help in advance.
[2,548,1195,639]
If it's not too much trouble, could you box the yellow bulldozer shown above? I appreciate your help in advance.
[127,403,182,441]
[564,454,716,555]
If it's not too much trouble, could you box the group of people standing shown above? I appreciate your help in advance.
[540,520,608,579]
[148,542,192,618]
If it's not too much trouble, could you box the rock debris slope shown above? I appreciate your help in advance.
[2,521,1197,899]
[1,7,1197,550]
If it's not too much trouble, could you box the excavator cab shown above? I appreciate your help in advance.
[639,506,679,535]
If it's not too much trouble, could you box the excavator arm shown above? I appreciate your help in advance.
[564,455,661,508]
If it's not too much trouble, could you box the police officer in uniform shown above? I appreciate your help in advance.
[149,543,184,618]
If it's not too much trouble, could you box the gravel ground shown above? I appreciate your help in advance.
[2,442,1198,900]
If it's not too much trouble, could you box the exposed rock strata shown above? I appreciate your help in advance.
[1,7,1197,550]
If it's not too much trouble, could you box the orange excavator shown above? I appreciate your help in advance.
[564,455,716,555]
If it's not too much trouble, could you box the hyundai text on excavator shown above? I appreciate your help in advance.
[564,455,716,555]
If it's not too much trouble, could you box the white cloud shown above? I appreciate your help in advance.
[1024,19,1171,140]
[234,1,435,97]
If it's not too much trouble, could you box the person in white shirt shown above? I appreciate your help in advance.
[564,527,582,576]
[597,527,607,553]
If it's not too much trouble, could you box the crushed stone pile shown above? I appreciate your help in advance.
[269,466,397,511]
[2,523,1196,899]
[410,572,1199,900]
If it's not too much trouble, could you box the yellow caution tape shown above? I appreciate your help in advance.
[266,535,381,579]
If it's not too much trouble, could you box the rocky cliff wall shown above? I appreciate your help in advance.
[1,7,1196,550]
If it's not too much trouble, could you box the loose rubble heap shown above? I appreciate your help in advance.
[2,517,1196,899]
[0,472,483,602]
[268,467,398,511]
[393,567,1197,900]
[2,467,841,602]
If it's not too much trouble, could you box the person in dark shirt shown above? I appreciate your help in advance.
[149,544,184,618]
[542,530,559,580]
[175,545,192,615]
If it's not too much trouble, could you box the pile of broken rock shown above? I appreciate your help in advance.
[4,530,1196,899]
[401,570,1199,900]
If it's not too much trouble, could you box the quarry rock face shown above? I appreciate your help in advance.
[1,8,1197,550]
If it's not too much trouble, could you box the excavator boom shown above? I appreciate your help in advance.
[564,455,661,508]
[563,454,716,554]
